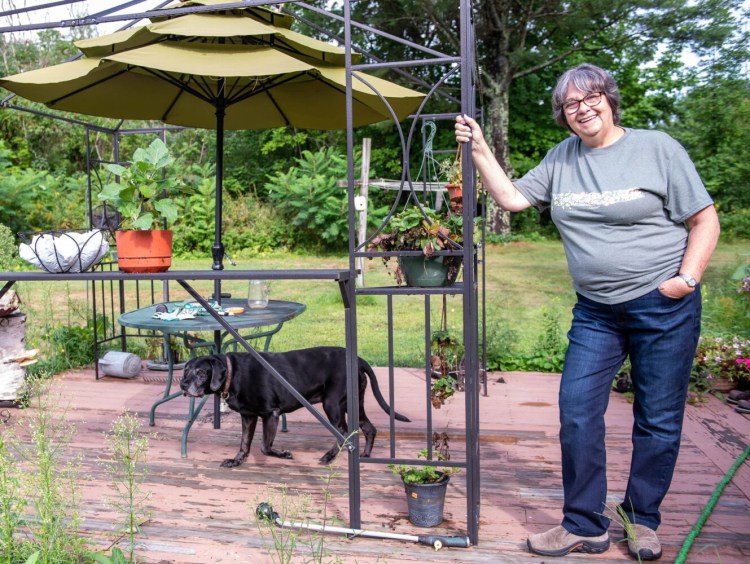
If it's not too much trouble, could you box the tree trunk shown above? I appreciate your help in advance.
[0,313,26,401]
[482,59,514,236]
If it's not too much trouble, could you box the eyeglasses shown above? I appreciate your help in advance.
[561,92,604,114]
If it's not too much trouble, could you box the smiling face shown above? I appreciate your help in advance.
[562,84,621,149]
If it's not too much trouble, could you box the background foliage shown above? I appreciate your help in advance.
[0,1,747,251]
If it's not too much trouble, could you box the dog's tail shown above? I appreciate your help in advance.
[359,358,411,422]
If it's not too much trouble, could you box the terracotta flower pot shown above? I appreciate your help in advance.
[115,230,173,273]
[446,183,463,201]
[712,377,736,393]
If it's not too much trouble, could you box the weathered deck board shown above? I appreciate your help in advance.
[4,366,749,563]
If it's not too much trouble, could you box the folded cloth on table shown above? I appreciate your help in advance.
[152,300,227,321]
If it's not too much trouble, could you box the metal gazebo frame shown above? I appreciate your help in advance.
[0,0,484,545]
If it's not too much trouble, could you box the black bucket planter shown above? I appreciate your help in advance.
[398,255,461,287]
[403,473,450,527]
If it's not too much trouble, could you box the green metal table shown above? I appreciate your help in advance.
[118,298,306,457]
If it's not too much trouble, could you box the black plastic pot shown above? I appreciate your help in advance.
[403,473,450,527]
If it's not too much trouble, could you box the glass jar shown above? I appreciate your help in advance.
[247,279,269,309]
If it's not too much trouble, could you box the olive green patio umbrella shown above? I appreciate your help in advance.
[0,0,425,268]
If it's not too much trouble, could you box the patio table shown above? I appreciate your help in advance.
[118,298,306,457]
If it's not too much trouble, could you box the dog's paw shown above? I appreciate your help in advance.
[319,454,336,465]
[220,458,242,468]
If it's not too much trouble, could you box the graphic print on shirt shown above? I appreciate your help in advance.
[552,188,644,210]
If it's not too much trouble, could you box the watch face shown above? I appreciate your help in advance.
[680,274,697,287]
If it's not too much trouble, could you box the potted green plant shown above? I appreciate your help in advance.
[388,448,460,527]
[97,138,192,273]
[439,146,463,203]
[367,205,463,287]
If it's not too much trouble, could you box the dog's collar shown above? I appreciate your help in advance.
[221,355,233,400]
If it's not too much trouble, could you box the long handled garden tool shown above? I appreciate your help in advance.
[256,503,471,551]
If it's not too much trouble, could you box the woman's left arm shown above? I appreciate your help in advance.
[658,205,721,299]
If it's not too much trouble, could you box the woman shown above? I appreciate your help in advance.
[456,63,719,560]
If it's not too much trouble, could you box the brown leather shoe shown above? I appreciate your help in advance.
[626,524,662,560]
[527,525,610,556]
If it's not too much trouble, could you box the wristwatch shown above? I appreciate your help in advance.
[678,273,698,288]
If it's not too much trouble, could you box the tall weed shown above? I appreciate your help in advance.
[100,411,152,562]
[0,431,26,563]
[13,380,86,563]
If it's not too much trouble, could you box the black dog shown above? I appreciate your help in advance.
[179,346,410,467]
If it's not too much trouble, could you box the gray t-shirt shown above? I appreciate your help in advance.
[515,128,713,304]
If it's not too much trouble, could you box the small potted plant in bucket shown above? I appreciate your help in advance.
[97,138,193,273]
[388,448,460,527]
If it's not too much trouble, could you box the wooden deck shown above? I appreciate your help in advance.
[5,365,750,563]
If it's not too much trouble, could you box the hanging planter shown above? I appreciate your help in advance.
[368,206,463,287]
[398,255,460,287]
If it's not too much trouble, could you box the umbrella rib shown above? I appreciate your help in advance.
[229,71,306,107]
[46,66,132,108]
[138,66,215,106]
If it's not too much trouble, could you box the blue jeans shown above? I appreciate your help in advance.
[559,287,702,535]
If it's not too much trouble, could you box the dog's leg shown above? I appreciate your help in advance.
[359,415,377,458]
[358,380,377,457]
[260,409,293,459]
[221,414,257,468]
[319,402,347,465]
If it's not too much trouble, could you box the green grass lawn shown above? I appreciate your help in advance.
[13,239,749,368]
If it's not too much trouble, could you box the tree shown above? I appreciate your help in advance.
[663,30,750,237]
[476,0,746,233]
[344,0,746,233]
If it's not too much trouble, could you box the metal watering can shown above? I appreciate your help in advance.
[98,351,141,378]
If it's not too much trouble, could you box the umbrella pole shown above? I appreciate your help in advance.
[211,94,227,431]
[212,93,226,275]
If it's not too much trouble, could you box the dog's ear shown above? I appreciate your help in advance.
[209,356,226,392]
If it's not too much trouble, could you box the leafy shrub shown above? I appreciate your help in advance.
[222,193,292,257]
[0,223,16,271]
[27,322,97,377]
[485,308,567,373]
[718,209,750,240]
[485,317,521,371]
[0,169,87,235]
[266,147,353,250]
[172,176,216,256]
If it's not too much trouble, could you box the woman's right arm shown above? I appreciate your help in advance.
[455,114,532,212]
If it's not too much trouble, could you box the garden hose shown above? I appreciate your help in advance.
[674,442,750,563]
